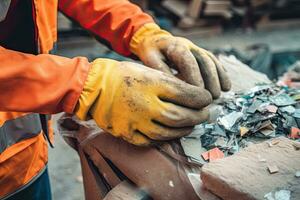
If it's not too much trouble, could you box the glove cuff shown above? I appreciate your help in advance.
[129,23,171,56]
[74,58,117,120]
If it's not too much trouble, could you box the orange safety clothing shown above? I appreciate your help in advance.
[0,0,153,198]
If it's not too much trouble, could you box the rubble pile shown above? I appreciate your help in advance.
[189,83,300,162]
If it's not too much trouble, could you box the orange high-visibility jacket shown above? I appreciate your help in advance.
[0,0,153,198]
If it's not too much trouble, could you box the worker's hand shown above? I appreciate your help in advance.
[130,23,231,99]
[75,59,212,146]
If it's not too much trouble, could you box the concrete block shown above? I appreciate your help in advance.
[201,137,300,200]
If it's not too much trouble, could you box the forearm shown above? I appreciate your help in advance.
[59,0,154,56]
[0,46,90,114]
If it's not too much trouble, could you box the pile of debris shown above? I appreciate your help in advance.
[151,0,300,30]
[187,83,300,162]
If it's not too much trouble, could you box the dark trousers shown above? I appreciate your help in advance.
[6,168,52,200]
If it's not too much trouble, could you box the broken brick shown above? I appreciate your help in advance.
[201,148,224,162]
[208,148,224,161]
[268,165,279,174]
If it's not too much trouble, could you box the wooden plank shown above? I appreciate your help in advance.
[162,0,188,17]
[187,0,202,19]
[172,25,222,38]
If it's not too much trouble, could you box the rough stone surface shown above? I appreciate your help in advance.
[201,137,300,200]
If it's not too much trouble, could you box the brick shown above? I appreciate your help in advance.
[208,148,224,161]
[201,137,300,200]
[201,148,224,162]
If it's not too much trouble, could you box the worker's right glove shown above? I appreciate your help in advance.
[75,58,212,146]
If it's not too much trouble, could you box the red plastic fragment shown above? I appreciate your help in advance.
[290,127,300,139]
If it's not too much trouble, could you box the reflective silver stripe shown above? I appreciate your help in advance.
[0,113,42,153]
[0,0,11,22]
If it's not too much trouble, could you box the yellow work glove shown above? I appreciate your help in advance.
[75,59,212,146]
[130,23,231,99]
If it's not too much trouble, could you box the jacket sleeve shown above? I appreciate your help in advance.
[58,0,154,56]
[0,46,90,114]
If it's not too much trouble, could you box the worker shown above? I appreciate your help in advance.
[0,0,231,199]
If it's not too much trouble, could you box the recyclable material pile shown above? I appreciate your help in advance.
[194,83,300,161]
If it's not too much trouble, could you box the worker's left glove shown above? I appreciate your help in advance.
[130,23,231,99]
[74,58,212,146]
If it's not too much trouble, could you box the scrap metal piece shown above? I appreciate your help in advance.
[260,122,276,137]
[279,106,295,114]
[247,85,271,96]
[257,102,271,113]
[265,105,278,113]
[187,124,206,139]
[252,120,275,135]
[209,105,224,122]
[218,111,243,130]
[200,134,217,149]
[226,102,237,110]
[213,137,228,149]
[246,114,277,126]
[235,98,247,108]
[210,125,227,137]
[270,94,295,106]
[228,142,239,154]
[293,109,300,118]
[247,100,263,114]
[226,134,239,154]
[205,124,215,129]
[260,129,275,137]
[180,138,207,165]
[284,116,298,129]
